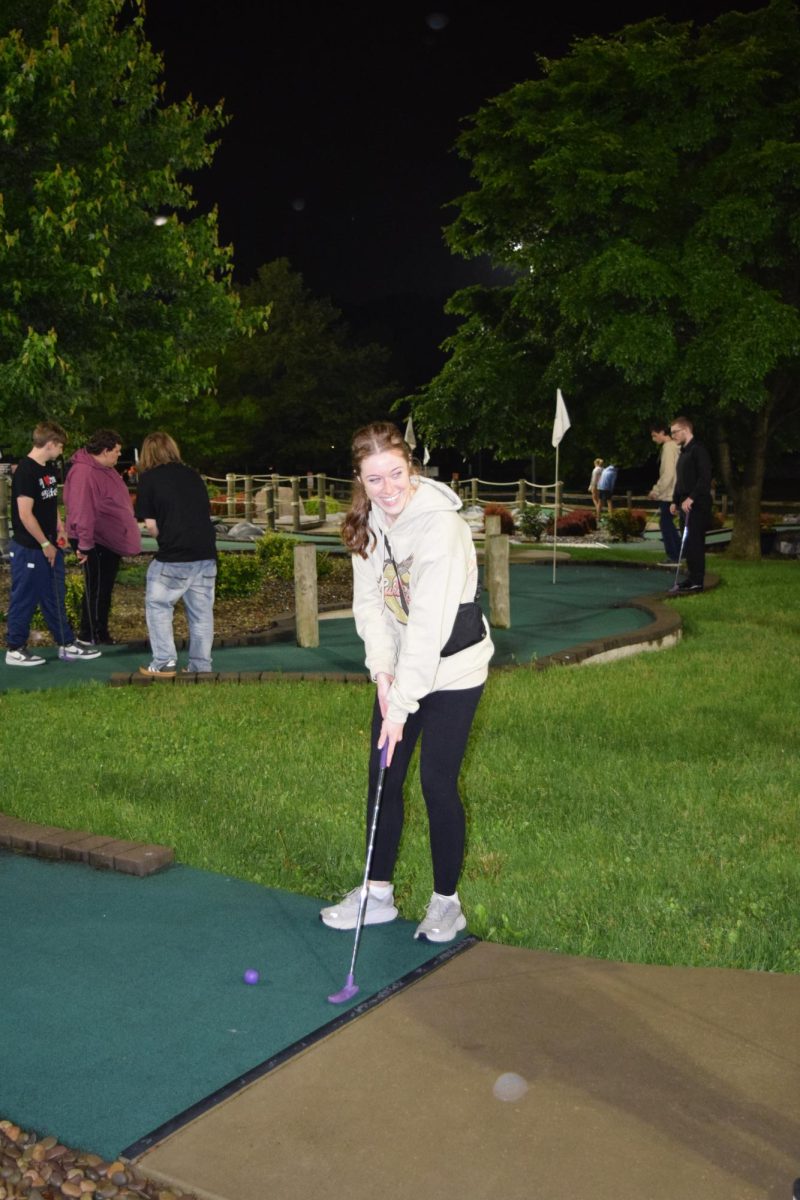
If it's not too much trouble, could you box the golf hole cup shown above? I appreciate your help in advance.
[243,968,260,986]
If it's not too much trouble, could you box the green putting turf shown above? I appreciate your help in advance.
[0,850,465,1159]
[0,564,662,691]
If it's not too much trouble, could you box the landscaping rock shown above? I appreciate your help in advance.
[0,1121,198,1200]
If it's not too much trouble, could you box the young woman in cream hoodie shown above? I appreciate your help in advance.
[321,422,494,942]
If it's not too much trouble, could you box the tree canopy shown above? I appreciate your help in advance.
[0,0,263,447]
[200,259,399,474]
[411,0,800,554]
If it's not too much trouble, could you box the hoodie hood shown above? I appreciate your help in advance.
[70,446,111,470]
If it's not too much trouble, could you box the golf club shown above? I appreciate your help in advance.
[672,512,690,590]
[51,554,78,661]
[327,739,390,1005]
[81,552,97,644]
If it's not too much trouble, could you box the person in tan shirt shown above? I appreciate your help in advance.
[649,421,681,564]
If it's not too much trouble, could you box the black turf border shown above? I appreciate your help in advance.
[122,934,480,1162]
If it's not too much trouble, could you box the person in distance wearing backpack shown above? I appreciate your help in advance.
[668,416,712,595]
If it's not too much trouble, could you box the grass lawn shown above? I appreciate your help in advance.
[1,552,797,972]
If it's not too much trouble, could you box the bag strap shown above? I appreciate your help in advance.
[385,533,481,612]
[384,535,409,616]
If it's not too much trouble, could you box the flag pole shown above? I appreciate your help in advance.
[552,444,559,584]
[550,388,570,585]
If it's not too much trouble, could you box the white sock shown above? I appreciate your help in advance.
[433,890,459,904]
[368,882,393,899]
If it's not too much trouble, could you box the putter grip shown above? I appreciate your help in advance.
[379,741,389,769]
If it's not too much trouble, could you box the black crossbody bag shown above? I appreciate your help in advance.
[385,537,486,659]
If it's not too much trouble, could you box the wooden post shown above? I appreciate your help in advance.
[265,484,275,530]
[485,533,511,628]
[555,482,563,520]
[471,478,478,506]
[721,493,728,520]
[226,473,236,518]
[484,513,501,538]
[517,479,526,508]
[317,473,327,522]
[244,475,253,522]
[291,476,301,533]
[294,544,319,648]
[0,473,9,551]
[626,489,633,509]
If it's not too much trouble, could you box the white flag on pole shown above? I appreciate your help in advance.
[404,416,417,450]
[552,389,571,447]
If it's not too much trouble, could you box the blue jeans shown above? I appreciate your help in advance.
[6,541,75,649]
[658,502,682,562]
[144,559,216,672]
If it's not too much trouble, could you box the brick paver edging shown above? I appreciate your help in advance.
[0,813,174,876]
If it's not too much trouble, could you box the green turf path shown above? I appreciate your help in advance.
[0,564,660,691]
[0,850,456,1159]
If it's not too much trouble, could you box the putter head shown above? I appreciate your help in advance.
[327,973,359,1005]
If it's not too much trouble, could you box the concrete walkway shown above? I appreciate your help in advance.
[136,942,799,1200]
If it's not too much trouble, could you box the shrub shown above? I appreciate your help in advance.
[518,503,548,542]
[304,496,343,515]
[547,508,597,537]
[30,572,83,632]
[483,503,515,535]
[603,508,648,541]
[215,552,263,599]
[254,532,300,580]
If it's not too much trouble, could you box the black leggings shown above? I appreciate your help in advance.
[367,685,484,896]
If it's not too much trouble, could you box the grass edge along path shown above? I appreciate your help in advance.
[0,554,797,973]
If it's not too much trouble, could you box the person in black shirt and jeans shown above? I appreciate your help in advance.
[134,431,217,677]
[668,416,713,595]
[5,420,101,667]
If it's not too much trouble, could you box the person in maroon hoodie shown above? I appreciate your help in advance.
[63,429,142,643]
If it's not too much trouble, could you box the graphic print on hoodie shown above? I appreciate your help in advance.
[383,547,413,624]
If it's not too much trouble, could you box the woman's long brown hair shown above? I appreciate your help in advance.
[341,422,415,558]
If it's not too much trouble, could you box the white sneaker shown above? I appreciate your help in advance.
[6,648,46,667]
[414,894,467,943]
[320,886,398,930]
[60,643,102,660]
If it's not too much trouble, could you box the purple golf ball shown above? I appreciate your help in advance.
[243,968,260,985]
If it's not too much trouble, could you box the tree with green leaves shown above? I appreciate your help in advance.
[207,259,398,474]
[412,0,800,557]
[0,0,263,447]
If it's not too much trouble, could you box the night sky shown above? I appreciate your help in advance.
[144,0,768,389]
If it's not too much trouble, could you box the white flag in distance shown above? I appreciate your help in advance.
[552,389,571,448]
[404,416,417,450]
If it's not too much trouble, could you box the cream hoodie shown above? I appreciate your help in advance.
[352,476,494,725]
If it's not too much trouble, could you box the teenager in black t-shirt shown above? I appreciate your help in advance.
[134,431,217,677]
[5,421,101,667]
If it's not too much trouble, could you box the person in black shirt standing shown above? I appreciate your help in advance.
[668,416,713,595]
[5,420,101,667]
[134,431,217,677]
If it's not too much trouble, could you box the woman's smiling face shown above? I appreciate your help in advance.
[360,448,414,524]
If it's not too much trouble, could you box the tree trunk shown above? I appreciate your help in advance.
[717,405,772,561]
